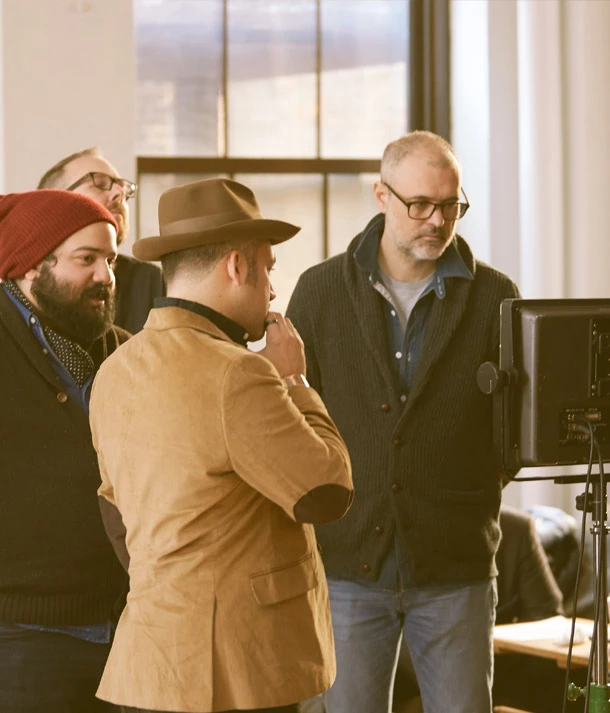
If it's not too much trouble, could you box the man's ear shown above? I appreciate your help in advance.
[21,264,42,285]
[373,180,389,214]
[225,250,249,287]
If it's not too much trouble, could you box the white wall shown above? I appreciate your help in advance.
[451,0,522,285]
[564,1,610,298]
[516,0,565,299]
[450,0,491,265]
[0,0,135,194]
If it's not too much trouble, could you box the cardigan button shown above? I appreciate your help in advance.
[361,563,371,573]
[56,392,68,403]
[380,403,391,413]
[375,525,384,535]
[393,437,403,448]
[391,483,402,493]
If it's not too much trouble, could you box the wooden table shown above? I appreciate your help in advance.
[494,616,602,668]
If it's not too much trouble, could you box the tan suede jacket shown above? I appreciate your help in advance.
[89,306,353,712]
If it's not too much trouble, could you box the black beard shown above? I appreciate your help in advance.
[31,263,116,346]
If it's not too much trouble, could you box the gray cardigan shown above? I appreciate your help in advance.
[287,227,520,586]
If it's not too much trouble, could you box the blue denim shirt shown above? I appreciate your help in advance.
[3,287,94,412]
[352,217,474,589]
[2,285,112,644]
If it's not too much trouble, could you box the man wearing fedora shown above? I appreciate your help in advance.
[89,177,354,713]
[0,190,129,712]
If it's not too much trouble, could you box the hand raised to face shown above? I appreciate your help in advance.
[258,311,306,378]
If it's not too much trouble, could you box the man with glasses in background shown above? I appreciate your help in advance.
[287,130,520,713]
[38,147,165,333]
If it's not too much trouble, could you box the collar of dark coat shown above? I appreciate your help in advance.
[0,285,124,392]
[353,213,474,289]
[154,297,249,346]
[343,217,477,416]
[144,304,249,348]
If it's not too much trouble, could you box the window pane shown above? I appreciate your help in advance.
[233,174,323,315]
[328,174,380,256]
[135,0,223,156]
[321,0,409,158]
[228,1,317,157]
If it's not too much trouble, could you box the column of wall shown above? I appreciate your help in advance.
[0,0,136,234]
[516,0,565,300]
[564,0,610,299]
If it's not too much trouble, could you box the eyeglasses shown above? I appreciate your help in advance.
[383,182,470,221]
[66,172,138,200]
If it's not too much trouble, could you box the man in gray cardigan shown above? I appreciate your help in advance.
[287,130,520,713]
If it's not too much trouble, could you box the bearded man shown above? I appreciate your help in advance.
[0,189,129,713]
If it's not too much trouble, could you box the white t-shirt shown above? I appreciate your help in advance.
[379,269,435,333]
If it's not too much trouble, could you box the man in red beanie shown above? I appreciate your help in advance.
[38,147,165,334]
[0,189,129,712]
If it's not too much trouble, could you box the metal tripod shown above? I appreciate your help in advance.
[563,477,610,712]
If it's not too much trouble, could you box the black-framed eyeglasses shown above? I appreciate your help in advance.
[66,172,138,200]
[383,182,470,221]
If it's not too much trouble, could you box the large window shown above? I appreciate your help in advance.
[134,0,446,312]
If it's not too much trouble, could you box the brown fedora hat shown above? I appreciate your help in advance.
[132,177,301,261]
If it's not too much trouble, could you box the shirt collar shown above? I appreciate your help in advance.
[353,213,473,299]
[154,297,249,346]
[2,280,95,388]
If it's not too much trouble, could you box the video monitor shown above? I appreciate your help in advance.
[481,299,610,470]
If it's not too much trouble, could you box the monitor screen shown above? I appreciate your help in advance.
[482,298,610,469]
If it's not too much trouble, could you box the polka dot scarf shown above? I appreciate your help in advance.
[4,279,94,388]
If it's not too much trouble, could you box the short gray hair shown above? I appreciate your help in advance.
[380,131,461,183]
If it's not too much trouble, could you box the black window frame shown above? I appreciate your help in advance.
[135,0,451,256]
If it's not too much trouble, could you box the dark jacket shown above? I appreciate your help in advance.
[287,223,520,585]
[0,288,128,625]
[113,253,165,334]
[496,505,563,624]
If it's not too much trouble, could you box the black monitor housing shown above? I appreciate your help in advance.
[477,298,610,471]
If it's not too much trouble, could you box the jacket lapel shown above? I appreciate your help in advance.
[404,276,471,411]
[144,305,245,347]
[0,288,63,392]
[397,236,476,428]
[343,252,397,394]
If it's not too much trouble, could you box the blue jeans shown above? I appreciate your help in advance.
[322,577,497,713]
[0,623,118,712]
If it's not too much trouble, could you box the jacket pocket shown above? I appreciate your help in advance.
[249,552,318,606]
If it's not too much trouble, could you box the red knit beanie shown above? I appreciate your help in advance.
[0,189,118,280]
